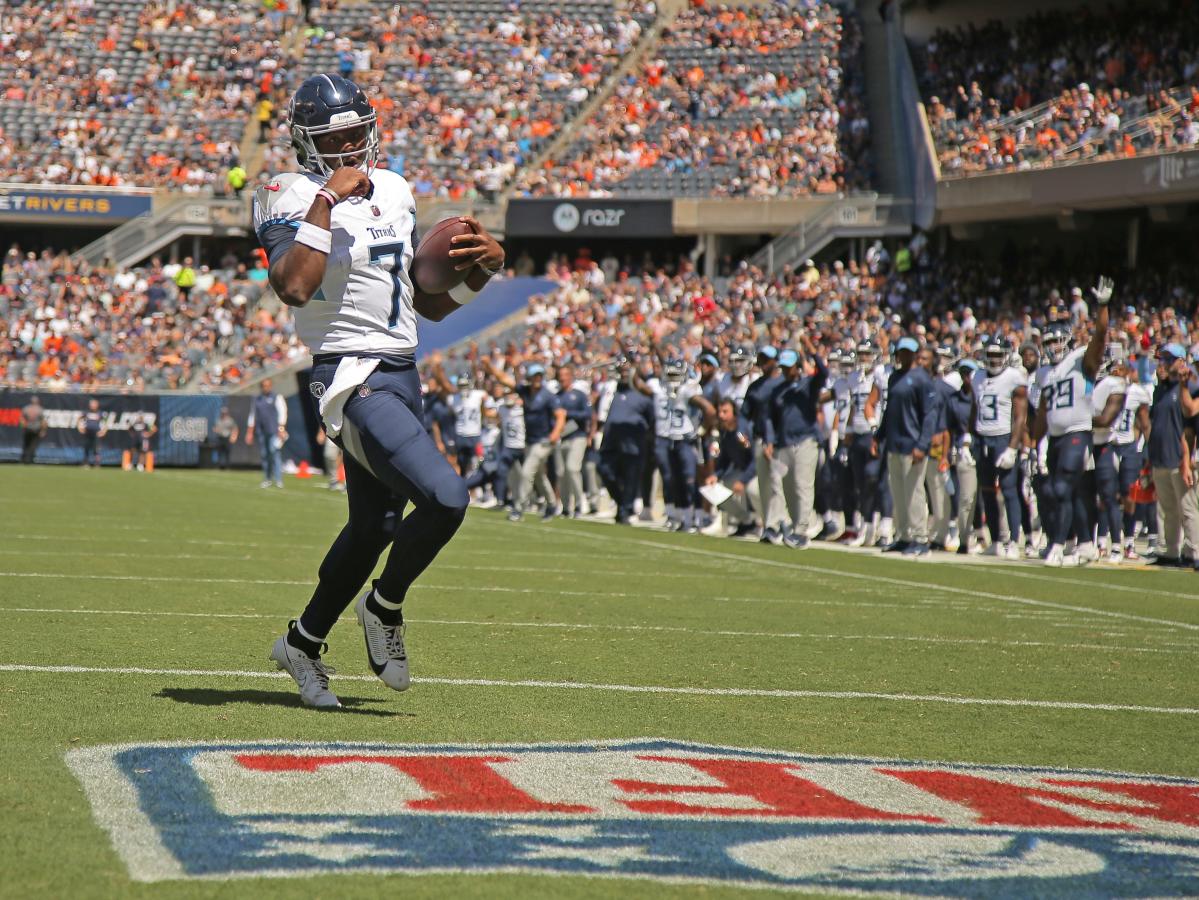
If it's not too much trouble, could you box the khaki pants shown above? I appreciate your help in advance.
[754,439,785,531]
[888,451,929,544]
[956,450,978,544]
[519,440,555,511]
[554,436,588,514]
[1154,467,1199,558]
[720,473,761,527]
[773,439,820,536]
[924,459,951,545]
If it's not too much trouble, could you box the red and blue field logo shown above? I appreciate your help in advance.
[67,739,1198,895]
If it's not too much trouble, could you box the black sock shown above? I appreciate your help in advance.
[286,621,323,659]
[366,590,404,626]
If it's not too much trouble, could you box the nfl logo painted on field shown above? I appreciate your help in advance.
[67,739,1199,895]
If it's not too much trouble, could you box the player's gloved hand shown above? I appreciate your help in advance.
[996,446,1018,470]
[1091,275,1114,306]
[324,166,371,202]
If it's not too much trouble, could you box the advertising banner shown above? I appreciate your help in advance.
[0,391,158,466]
[505,199,673,238]
[0,188,153,223]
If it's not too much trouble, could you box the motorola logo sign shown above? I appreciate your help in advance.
[553,203,628,233]
[552,203,580,232]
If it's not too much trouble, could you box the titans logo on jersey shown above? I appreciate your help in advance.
[252,169,420,355]
[1042,348,1095,437]
[972,367,1028,437]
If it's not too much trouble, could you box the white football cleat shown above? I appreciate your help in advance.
[981,543,1002,557]
[1003,542,1022,560]
[355,592,410,691]
[1044,545,1065,567]
[270,631,340,709]
[1076,542,1099,565]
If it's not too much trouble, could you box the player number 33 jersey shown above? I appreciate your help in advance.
[253,169,420,355]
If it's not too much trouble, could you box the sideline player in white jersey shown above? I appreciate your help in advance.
[1109,363,1152,560]
[845,340,886,546]
[822,348,855,540]
[253,74,504,707]
[1032,277,1114,567]
[644,356,716,532]
[972,337,1028,558]
[429,360,495,475]
[720,345,755,409]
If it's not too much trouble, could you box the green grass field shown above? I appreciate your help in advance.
[2,465,1197,899]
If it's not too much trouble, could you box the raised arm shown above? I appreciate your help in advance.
[1082,276,1113,382]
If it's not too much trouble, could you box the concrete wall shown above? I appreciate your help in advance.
[901,0,1094,42]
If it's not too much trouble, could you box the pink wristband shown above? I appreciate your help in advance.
[316,188,339,207]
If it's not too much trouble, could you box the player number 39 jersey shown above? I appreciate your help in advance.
[253,169,420,355]
[1042,347,1094,437]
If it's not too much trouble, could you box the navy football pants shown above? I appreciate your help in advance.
[300,360,468,640]
[974,433,1022,544]
[1046,432,1092,547]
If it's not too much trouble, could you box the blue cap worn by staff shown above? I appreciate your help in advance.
[526,363,546,376]
[896,336,920,353]
[699,353,719,367]
[1161,343,1187,361]
[757,346,778,360]
[778,349,799,368]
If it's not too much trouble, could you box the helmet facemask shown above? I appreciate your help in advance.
[292,114,380,179]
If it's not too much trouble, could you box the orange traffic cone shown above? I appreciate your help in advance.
[297,460,311,479]
[337,461,346,483]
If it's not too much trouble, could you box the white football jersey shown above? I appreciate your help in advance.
[848,368,877,435]
[653,380,699,440]
[830,375,852,437]
[1043,348,1094,437]
[499,402,526,450]
[253,168,419,355]
[450,388,494,439]
[1112,382,1150,446]
[595,378,618,422]
[718,372,753,408]
[1091,375,1127,445]
[972,367,1028,437]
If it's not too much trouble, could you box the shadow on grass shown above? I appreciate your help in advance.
[154,687,414,718]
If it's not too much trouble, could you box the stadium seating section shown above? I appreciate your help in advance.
[515,0,871,197]
[0,246,301,391]
[916,0,1199,176]
[0,0,290,188]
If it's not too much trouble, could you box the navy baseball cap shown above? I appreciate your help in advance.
[757,346,778,360]
[699,353,719,367]
[526,363,546,376]
[778,349,800,368]
[896,336,920,353]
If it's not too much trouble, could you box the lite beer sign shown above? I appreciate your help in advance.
[67,740,1199,894]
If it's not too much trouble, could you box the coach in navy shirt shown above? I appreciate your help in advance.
[768,335,827,547]
[599,361,655,524]
[554,363,593,517]
[1148,344,1199,566]
[742,347,785,541]
[485,359,564,519]
[875,336,939,556]
[709,397,759,536]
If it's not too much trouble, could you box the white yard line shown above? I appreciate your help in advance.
[549,525,1199,634]
[0,606,1191,655]
[1,662,1194,715]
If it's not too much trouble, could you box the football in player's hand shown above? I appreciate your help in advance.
[411,217,474,294]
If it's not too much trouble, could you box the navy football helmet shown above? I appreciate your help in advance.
[1043,322,1073,365]
[288,74,380,178]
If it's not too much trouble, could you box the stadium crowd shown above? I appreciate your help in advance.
[0,245,302,391]
[917,0,1199,175]
[422,239,1199,569]
[516,0,871,197]
[293,0,655,199]
[0,0,298,189]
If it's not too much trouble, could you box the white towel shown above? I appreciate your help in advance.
[319,356,380,439]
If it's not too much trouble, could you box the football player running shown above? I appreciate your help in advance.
[253,74,504,708]
[972,337,1028,558]
[1032,277,1114,567]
